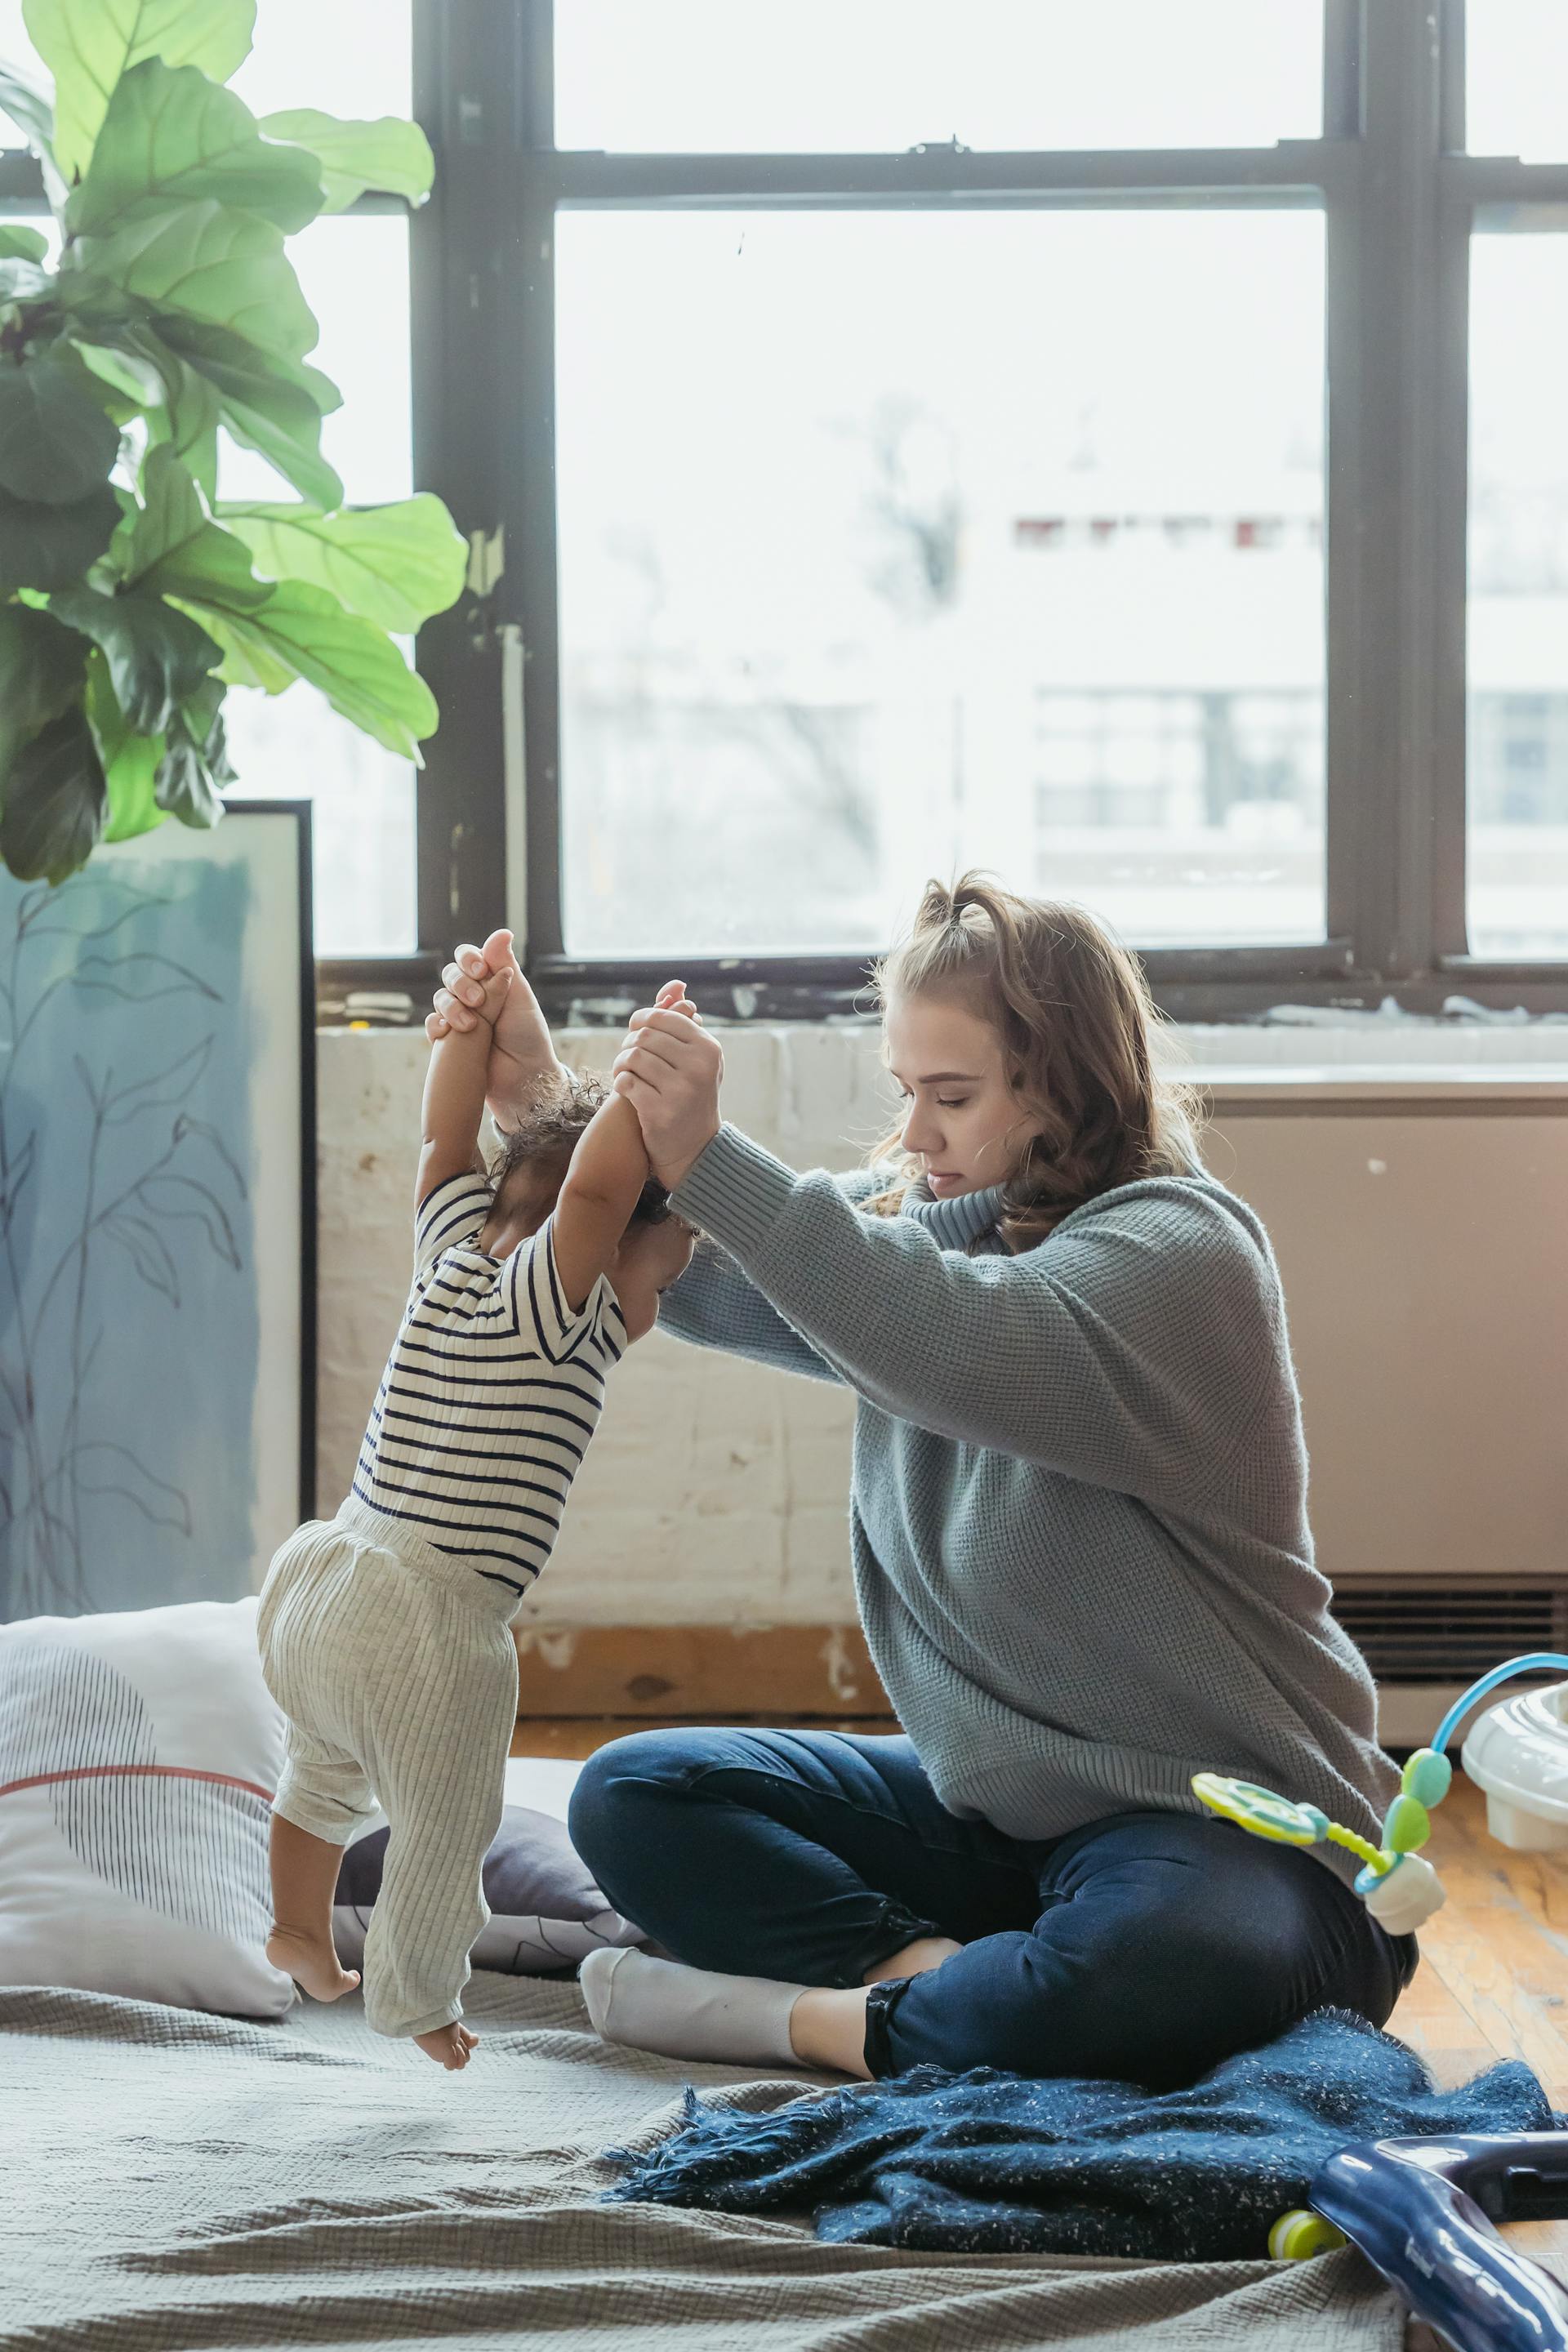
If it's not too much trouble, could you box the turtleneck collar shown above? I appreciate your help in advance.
[899,1178,1007,1253]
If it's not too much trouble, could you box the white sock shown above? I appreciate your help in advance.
[580,1946,806,2068]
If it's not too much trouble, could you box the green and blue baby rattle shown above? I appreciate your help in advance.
[1192,1651,1568,1940]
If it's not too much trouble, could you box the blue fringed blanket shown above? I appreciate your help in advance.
[607,2008,1563,2261]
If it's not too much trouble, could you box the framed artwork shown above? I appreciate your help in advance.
[0,804,315,1619]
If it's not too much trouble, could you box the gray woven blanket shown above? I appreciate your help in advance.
[2,1975,1402,2350]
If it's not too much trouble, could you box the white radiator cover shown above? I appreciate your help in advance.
[1204,1067,1568,1588]
[1202,1067,1568,1744]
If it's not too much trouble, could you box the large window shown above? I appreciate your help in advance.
[558,207,1325,956]
[6,4,1568,1013]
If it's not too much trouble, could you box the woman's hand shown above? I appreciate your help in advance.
[612,991,723,1192]
[425,929,564,1132]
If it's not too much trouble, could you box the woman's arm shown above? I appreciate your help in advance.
[658,1237,842,1383]
[667,1126,1274,1498]
[608,1001,1271,1493]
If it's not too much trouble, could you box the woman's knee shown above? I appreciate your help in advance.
[568,1726,733,1878]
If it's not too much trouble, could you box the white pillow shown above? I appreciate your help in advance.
[0,1597,292,2020]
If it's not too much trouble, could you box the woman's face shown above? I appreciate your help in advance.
[884,991,1040,1199]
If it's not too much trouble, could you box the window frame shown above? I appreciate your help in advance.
[8,2,1568,1021]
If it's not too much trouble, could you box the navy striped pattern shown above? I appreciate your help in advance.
[350,1173,626,1594]
[0,1642,155,1781]
[51,1774,272,1947]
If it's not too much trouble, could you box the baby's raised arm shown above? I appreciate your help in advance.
[550,1094,653,1312]
[547,985,699,1306]
[416,964,513,1209]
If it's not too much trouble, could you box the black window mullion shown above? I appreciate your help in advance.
[1339,0,1446,980]
[516,0,565,962]
[1429,164,1473,964]
[410,0,519,959]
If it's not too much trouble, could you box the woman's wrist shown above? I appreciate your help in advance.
[657,1120,722,1196]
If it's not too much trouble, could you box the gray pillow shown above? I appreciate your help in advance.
[332,1803,644,1976]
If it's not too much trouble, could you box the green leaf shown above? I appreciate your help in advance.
[0,256,52,302]
[0,60,67,209]
[82,648,166,840]
[0,224,47,262]
[144,354,220,492]
[103,726,166,839]
[260,109,434,213]
[150,314,341,505]
[22,0,257,180]
[69,60,323,237]
[0,703,106,882]
[0,600,89,788]
[0,481,121,590]
[53,341,145,427]
[218,494,466,632]
[180,670,234,775]
[180,578,436,756]
[51,580,222,733]
[180,597,292,691]
[118,443,271,611]
[69,199,319,361]
[154,704,224,826]
[0,356,121,504]
[67,324,222,489]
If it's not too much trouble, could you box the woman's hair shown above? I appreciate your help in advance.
[490,1070,671,1227]
[866,874,1202,1250]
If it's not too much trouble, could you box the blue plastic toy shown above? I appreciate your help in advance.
[1197,1655,1568,2350]
[1312,2133,1568,2352]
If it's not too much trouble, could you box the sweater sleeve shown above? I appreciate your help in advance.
[656,1165,889,1386]
[670,1125,1281,1499]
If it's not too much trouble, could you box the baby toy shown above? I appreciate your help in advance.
[1193,1650,1568,1937]
[1196,1655,1568,2352]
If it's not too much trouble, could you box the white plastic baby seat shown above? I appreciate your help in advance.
[1461,1682,1568,1851]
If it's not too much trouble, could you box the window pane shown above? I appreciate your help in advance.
[557,209,1326,956]
[1468,230,1568,959]
[1468,0,1568,162]
[220,216,417,956]
[230,0,411,122]
[555,0,1323,154]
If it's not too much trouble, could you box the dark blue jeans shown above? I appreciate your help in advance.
[568,1726,1417,2087]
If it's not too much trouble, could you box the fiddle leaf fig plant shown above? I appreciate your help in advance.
[0,0,466,884]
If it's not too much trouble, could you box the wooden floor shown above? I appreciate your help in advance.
[518,1716,1568,2270]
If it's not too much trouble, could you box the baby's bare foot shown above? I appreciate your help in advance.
[416,2022,477,2070]
[266,1927,360,2002]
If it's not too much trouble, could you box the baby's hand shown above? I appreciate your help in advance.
[655,978,702,1025]
[471,967,513,1028]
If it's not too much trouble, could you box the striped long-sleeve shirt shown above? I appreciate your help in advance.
[350,1172,626,1603]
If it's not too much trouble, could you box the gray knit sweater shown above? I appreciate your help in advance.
[665,1125,1397,1882]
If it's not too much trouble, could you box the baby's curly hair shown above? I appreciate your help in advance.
[488,1070,671,1225]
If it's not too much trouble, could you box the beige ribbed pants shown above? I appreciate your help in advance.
[256,1497,519,2038]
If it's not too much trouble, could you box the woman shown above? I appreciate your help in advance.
[429,878,1414,2087]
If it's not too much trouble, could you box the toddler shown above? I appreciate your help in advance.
[257,950,693,2068]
